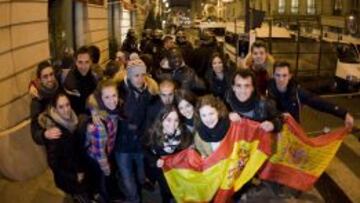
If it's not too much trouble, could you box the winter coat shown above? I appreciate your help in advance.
[225,90,283,133]
[38,110,88,194]
[115,79,154,153]
[267,79,348,122]
[62,68,98,114]
[155,64,206,94]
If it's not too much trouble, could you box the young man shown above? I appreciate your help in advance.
[145,79,177,129]
[267,60,354,128]
[115,59,155,203]
[31,60,61,145]
[155,48,206,94]
[225,68,283,133]
[245,41,275,95]
[62,46,98,114]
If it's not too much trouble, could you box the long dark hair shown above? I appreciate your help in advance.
[174,89,198,120]
[145,105,192,150]
[208,52,226,72]
[51,92,71,109]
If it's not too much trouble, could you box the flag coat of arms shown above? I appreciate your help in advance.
[161,116,349,202]
[259,115,349,191]
[162,120,272,203]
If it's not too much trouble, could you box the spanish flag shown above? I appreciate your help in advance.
[259,115,349,191]
[162,120,272,203]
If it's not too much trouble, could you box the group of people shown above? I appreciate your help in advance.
[30,28,354,203]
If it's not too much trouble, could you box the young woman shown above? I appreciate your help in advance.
[144,106,193,203]
[194,95,230,158]
[38,93,90,202]
[174,89,197,134]
[205,52,235,100]
[84,79,120,203]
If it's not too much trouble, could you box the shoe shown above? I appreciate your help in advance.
[142,180,155,192]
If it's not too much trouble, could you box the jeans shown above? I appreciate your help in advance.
[115,152,146,203]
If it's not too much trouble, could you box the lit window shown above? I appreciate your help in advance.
[291,0,299,14]
[120,9,131,43]
[278,0,285,14]
[307,0,316,14]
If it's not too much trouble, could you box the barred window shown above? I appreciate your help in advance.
[291,0,299,14]
[278,0,285,14]
[307,0,316,14]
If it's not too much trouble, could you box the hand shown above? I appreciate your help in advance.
[260,121,274,132]
[77,173,84,182]
[229,112,242,122]
[156,159,164,168]
[44,127,62,139]
[344,113,354,129]
[29,84,39,98]
[91,114,102,126]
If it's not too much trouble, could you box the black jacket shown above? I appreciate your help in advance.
[121,37,139,54]
[40,115,88,194]
[204,66,235,100]
[267,79,348,122]
[155,65,206,94]
[225,90,283,133]
[62,68,98,114]
[145,96,166,130]
[176,40,194,67]
[115,79,154,153]
[30,83,62,145]
[191,43,220,77]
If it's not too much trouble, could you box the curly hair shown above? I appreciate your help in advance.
[195,95,228,127]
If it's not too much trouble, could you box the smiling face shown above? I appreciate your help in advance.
[212,56,224,74]
[101,86,118,110]
[162,110,180,135]
[178,99,194,119]
[251,47,267,66]
[75,53,92,76]
[232,75,254,102]
[55,95,72,120]
[40,67,56,89]
[199,105,219,129]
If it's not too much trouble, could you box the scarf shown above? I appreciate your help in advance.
[38,80,59,100]
[162,128,182,154]
[228,90,258,113]
[49,107,78,133]
[198,118,230,142]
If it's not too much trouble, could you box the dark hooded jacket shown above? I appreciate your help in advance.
[267,79,348,122]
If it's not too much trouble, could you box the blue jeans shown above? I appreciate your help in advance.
[115,152,145,203]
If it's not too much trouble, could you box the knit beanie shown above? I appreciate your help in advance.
[127,58,147,78]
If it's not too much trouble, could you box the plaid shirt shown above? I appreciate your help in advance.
[86,114,118,175]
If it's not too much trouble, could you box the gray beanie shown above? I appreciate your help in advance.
[127,59,147,78]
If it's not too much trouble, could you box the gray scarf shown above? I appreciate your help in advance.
[48,107,78,133]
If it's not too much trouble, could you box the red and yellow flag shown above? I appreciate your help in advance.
[162,120,272,203]
[259,115,349,191]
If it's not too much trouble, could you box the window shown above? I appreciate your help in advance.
[120,7,131,43]
[48,0,75,61]
[278,0,285,14]
[291,0,299,14]
[307,0,316,14]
